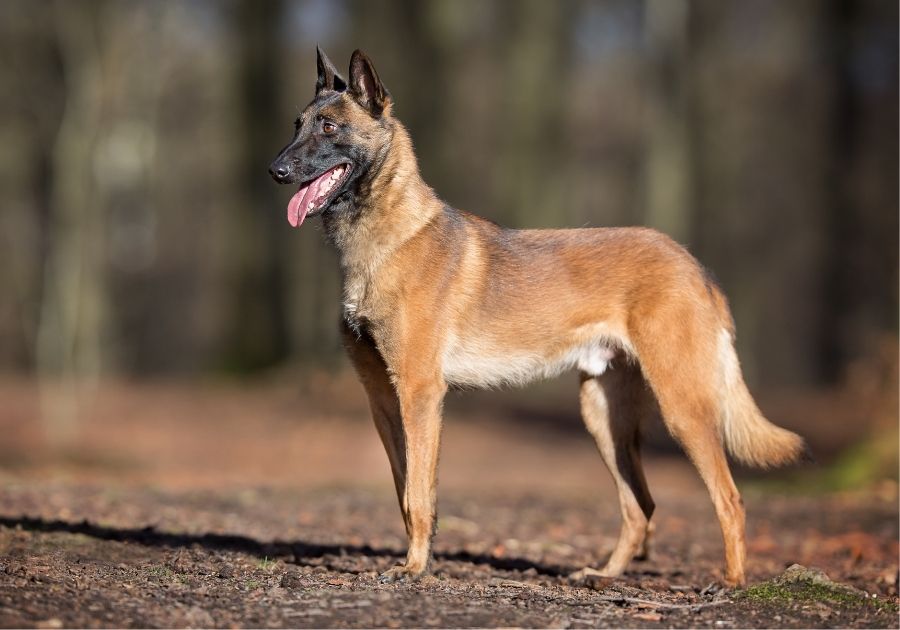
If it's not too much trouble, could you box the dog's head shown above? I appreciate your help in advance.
[269,48,393,228]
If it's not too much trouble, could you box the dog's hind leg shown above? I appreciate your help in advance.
[657,394,746,586]
[572,365,655,582]
[634,324,747,586]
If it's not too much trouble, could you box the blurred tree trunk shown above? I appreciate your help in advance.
[36,1,173,436]
[642,0,692,243]
[0,4,65,370]
[350,0,449,189]
[36,1,111,441]
[819,0,899,379]
[222,0,290,372]
[690,1,833,387]
[493,0,569,228]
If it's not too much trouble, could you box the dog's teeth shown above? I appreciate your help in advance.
[307,201,314,209]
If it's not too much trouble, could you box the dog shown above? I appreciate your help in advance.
[269,48,805,587]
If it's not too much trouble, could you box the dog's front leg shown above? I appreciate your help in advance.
[342,323,408,522]
[379,374,446,583]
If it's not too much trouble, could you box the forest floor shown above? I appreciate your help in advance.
[0,376,897,628]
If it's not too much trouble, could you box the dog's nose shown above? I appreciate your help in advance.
[269,163,291,182]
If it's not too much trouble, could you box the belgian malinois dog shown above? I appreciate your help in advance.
[269,48,805,587]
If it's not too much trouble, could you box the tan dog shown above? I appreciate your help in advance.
[269,48,805,587]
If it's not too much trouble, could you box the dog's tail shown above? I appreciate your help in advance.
[716,328,806,468]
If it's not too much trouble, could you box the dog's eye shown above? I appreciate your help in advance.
[322,121,337,134]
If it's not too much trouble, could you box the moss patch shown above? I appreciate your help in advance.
[737,565,898,614]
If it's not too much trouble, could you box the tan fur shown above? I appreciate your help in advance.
[716,328,806,467]
[304,54,806,587]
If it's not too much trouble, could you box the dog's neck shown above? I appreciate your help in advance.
[324,120,444,278]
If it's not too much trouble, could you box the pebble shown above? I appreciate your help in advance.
[280,573,304,588]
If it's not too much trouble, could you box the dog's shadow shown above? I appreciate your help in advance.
[0,515,569,578]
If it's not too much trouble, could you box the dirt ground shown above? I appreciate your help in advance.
[0,377,897,628]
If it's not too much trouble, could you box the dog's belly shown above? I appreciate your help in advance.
[441,333,620,389]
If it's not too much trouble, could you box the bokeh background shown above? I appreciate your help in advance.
[0,0,897,491]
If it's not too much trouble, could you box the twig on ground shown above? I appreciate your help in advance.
[595,595,731,612]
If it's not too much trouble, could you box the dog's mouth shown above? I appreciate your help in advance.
[287,163,352,228]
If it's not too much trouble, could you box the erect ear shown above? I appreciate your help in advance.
[316,46,346,94]
[348,49,389,116]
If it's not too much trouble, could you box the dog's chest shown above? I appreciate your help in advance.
[342,285,364,330]
[342,274,380,334]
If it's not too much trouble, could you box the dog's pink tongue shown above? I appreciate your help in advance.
[287,184,309,228]
[286,175,327,228]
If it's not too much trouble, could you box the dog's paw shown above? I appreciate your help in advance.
[378,564,424,584]
[569,567,616,591]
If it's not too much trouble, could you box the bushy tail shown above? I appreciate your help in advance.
[717,330,806,468]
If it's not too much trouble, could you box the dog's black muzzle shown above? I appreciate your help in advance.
[268,159,293,184]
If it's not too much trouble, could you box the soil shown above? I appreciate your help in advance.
[0,377,897,628]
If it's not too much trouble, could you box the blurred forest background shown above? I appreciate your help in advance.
[0,0,897,479]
